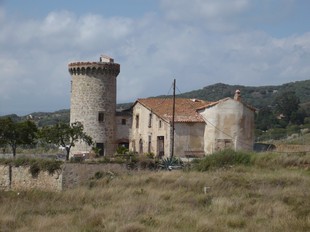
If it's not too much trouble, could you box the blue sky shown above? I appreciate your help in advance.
[0,0,310,115]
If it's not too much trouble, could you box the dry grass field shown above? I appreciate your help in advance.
[1,153,310,232]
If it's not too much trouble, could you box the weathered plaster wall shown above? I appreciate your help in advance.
[200,98,254,154]
[116,114,132,145]
[175,122,205,157]
[130,102,171,157]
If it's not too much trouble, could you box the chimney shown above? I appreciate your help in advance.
[234,89,241,101]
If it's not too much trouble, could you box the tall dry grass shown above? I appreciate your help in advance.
[1,162,310,232]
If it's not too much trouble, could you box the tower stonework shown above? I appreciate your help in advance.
[68,55,120,157]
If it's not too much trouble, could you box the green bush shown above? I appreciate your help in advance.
[116,146,129,155]
[193,149,252,171]
[159,156,183,170]
[29,163,40,177]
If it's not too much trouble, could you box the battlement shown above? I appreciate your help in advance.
[68,61,120,76]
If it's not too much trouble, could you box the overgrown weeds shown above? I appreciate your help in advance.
[192,149,310,171]
[1,168,309,231]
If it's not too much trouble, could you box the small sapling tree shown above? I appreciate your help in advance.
[39,122,93,161]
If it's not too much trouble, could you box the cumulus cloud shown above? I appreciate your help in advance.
[160,0,250,31]
[0,1,309,115]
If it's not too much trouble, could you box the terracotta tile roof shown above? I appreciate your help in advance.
[136,98,211,123]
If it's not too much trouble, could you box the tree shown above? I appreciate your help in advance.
[274,91,300,124]
[0,117,38,157]
[255,107,278,130]
[39,122,93,161]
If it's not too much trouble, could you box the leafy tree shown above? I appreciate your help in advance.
[274,91,301,124]
[39,122,93,161]
[0,118,38,157]
[255,107,278,130]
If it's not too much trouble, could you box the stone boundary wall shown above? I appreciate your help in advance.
[0,163,128,191]
[0,165,10,190]
[0,165,62,192]
[62,163,127,189]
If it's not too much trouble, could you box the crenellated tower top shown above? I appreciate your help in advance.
[68,55,120,76]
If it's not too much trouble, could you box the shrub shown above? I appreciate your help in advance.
[193,149,252,171]
[159,156,183,170]
[116,146,129,155]
[29,163,40,177]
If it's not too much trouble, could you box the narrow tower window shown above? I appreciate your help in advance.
[98,112,104,122]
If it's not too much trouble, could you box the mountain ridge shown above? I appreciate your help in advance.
[2,79,309,127]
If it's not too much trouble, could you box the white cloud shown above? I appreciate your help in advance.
[160,0,250,32]
[0,1,309,115]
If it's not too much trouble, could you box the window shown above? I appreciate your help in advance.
[96,143,104,156]
[148,113,152,128]
[148,135,151,153]
[98,112,104,122]
[121,119,126,125]
[159,120,162,128]
[139,139,143,154]
[135,115,139,128]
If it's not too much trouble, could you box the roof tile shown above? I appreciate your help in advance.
[137,98,211,122]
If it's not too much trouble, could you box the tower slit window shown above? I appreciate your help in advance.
[98,112,104,122]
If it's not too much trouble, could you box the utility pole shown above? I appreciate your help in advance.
[171,79,176,158]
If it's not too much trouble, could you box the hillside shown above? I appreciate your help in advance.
[1,80,309,126]
[172,79,310,110]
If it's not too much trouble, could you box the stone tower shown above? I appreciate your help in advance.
[68,55,120,157]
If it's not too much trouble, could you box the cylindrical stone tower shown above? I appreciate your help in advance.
[68,55,120,157]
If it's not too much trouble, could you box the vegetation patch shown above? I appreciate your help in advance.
[192,149,252,171]
[192,149,310,171]
[0,157,62,176]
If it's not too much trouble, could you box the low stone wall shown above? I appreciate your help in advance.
[11,166,62,192]
[0,165,10,190]
[275,144,310,153]
[62,163,127,189]
[0,165,62,191]
[0,163,128,191]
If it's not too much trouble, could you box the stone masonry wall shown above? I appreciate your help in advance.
[69,60,120,157]
[0,165,10,190]
[0,165,62,192]
[0,163,127,191]
[62,163,127,189]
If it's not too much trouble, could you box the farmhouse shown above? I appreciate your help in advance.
[129,92,255,158]
[130,98,208,158]
[197,91,255,155]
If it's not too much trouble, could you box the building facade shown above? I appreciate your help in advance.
[198,94,255,154]
[130,98,207,158]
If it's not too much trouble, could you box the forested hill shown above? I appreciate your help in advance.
[1,79,310,127]
[172,79,310,110]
